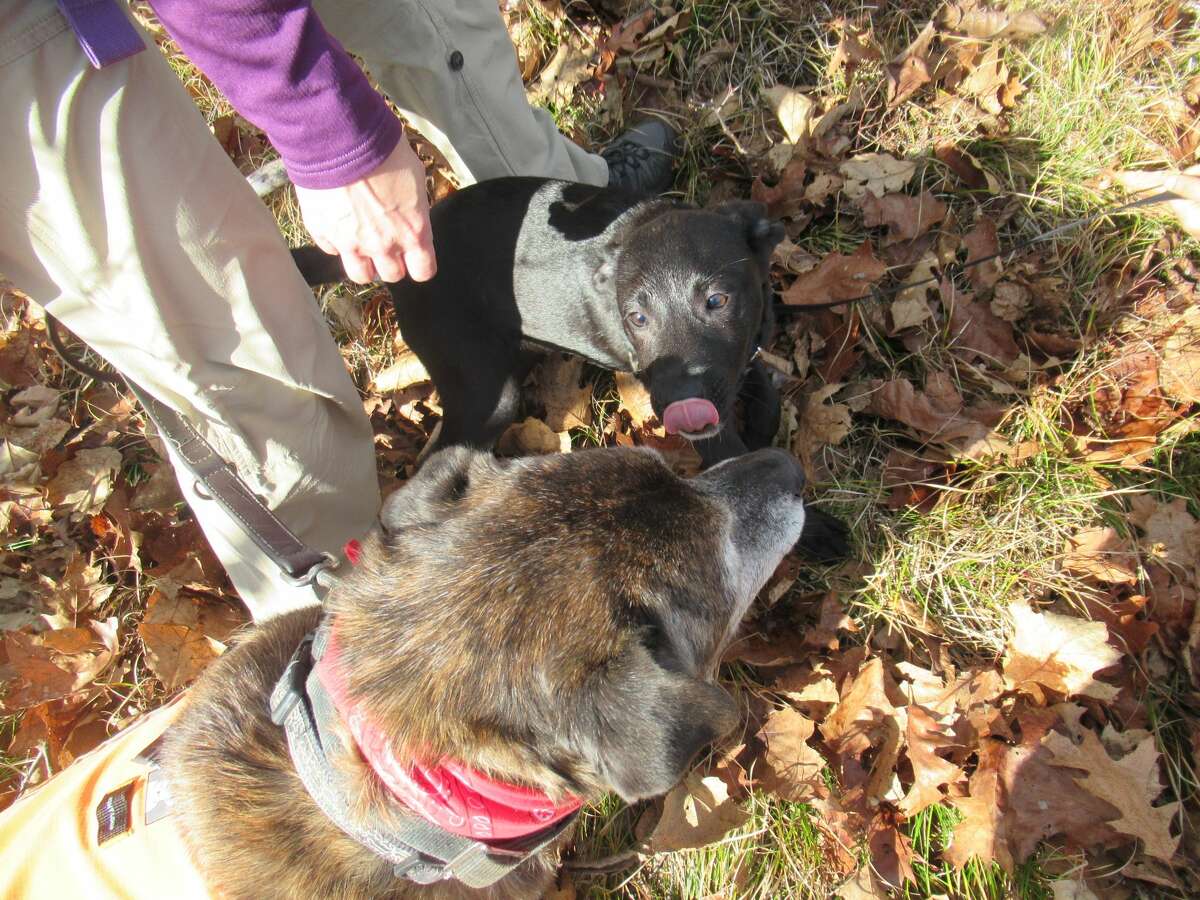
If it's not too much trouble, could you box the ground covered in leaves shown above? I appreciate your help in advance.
[2,1,1199,898]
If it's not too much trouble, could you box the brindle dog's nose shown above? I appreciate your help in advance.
[752,447,805,496]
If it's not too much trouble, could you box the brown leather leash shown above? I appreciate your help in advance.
[45,316,339,588]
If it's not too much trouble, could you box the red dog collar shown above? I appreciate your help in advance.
[313,628,582,844]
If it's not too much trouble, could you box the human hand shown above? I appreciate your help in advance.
[295,137,437,284]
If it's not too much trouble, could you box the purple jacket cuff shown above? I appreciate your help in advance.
[148,0,403,189]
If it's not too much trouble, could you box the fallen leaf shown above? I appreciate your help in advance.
[0,618,119,709]
[1062,527,1139,585]
[1003,602,1123,701]
[935,142,999,192]
[944,283,1020,365]
[45,446,122,515]
[757,706,827,802]
[961,219,1004,291]
[762,85,817,145]
[944,7,1048,41]
[867,811,916,887]
[990,281,1030,322]
[886,21,935,107]
[370,351,430,394]
[838,153,917,201]
[538,355,592,432]
[781,242,887,307]
[859,190,948,244]
[792,384,852,464]
[821,656,898,757]
[1043,727,1180,862]
[43,552,114,615]
[896,705,963,817]
[496,417,568,456]
[137,622,224,692]
[833,865,889,900]
[644,771,749,853]
[1131,496,1200,570]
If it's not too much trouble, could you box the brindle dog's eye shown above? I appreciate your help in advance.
[446,473,469,502]
[706,292,729,310]
[626,310,649,328]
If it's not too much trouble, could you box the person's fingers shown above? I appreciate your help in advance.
[340,250,378,285]
[403,227,438,282]
[373,248,407,283]
[313,234,338,256]
[404,246,437,282]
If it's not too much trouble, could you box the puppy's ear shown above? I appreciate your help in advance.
[583,644,738,802]
[714,200,786,265]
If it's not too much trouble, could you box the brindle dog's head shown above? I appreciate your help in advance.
[614,202,784,442]
[329,444,805,802]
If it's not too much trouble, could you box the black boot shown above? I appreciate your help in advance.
[601,119,678,196]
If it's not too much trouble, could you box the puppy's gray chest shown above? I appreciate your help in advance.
[513,186,634,370]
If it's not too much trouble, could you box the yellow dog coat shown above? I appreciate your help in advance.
[0,699,211,899]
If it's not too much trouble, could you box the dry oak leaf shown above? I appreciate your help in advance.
[820,655,899,758]
[1043,728,1180,863]
[761,85,817,145]
[757,705,828,802]
[615,371,657,430]
[46,446,122,515]
[644,771,749,853]
[890,252,937,333]
[859,190,948,244]
[1130,495,1200,571]
[885,20,935,107]
[1062,527,1139,585]
[370,350,430,394]
[838,153,917,201]
[961,219,1003,291]
[803,592,859,650]
[771,664,841,716]
[44,552,115,615]
[833,866,889,900]
[781,242,887,307]
[496,417,569,456]
[538,354,592,433]
[942,5,1048,41]
[944,285,1020,364]
[1158,304,1200,404]
[0,618,118,710]
[138,622,225,692]
[946,705,1121,872]
[792,384,852,463]
[896,705,964,817]
[1003,601,1122,701]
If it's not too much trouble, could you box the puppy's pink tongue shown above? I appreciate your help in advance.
[662,398,720,434]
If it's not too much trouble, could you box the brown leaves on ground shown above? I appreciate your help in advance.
[643,771,749,853]
[1,289,242,809]
[781,242,887,307]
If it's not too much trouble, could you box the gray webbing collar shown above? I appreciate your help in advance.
[268,618,576,889]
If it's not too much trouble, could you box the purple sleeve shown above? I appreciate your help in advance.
[148,0,403,189]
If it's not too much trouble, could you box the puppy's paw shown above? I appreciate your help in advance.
[794,508,852,563]
[737,360,782,451]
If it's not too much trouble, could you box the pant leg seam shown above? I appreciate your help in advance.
[407,0,521,176]
[0,9,70,68]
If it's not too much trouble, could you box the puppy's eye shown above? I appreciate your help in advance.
[706,292,729,310]
[626,310,649,328]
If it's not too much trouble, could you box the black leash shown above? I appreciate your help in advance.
[775,190,1181,315]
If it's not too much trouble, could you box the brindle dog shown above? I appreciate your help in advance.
[163,445,808,898]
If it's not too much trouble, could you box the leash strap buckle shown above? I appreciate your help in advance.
[269,633,315,726]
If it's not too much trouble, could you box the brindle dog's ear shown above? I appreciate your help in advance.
[379,445,482,533]
[714,200,786,266]
[583,644,738,802]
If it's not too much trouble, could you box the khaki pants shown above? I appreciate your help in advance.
[0,0,605,619]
